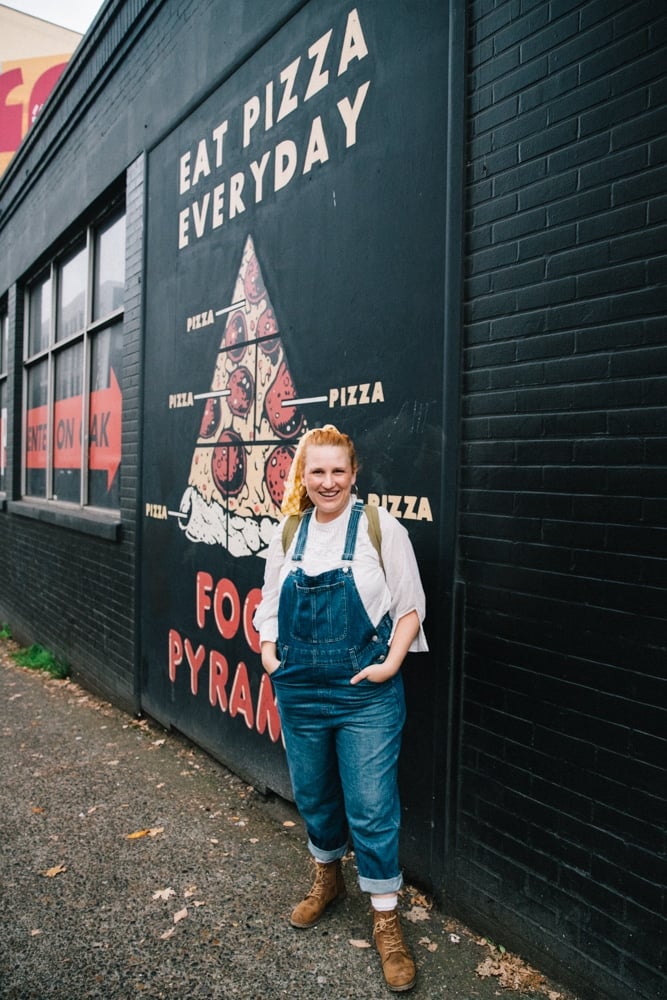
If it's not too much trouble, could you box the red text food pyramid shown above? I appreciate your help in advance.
[178,235,307,557]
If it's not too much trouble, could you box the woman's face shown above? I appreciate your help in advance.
[302,444,356,523]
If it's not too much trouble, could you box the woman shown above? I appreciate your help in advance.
[254,425,428,993]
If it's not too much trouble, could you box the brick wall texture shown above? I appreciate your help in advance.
[459,3,666,999]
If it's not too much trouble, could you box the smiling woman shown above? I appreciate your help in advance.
[253,424,428,992]
[302,442,357,523]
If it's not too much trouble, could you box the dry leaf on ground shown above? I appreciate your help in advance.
[173,907,188,924]
[476,951,547,992]
[405,905,430,923]
[41,864,67,877]
[152,887,176,901]
[349,939,371,948]
[127,826,164,840]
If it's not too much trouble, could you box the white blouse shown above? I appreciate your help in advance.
[254,499,429,653]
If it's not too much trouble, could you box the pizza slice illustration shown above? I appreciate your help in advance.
[178,234,307,557]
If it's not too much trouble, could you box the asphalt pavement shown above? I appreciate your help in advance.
[0,640,579,1000]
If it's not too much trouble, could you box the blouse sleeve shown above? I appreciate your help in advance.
[377,506,429,653]
[252,522,288,644]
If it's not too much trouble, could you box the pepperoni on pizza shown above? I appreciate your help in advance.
[178,235,306,557]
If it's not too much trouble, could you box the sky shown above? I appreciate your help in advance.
[4,0,105,34]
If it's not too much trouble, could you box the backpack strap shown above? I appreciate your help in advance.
[364,502,384,572]
[282,504,384,572]
[281,514,301,553]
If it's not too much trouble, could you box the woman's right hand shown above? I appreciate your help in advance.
[261,641,281,675]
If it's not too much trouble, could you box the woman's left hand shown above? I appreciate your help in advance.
[350,611,421,686]
[350,661,400,685]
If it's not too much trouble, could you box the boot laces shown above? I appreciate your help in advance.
[308,862,332,900]
[374,912,405,954]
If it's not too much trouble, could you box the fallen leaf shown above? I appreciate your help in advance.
[249,838,259,844]
[31,807,45,814]
[41,864,67,878]
[152,739,166,746]
[419,937,438,952]
[173,907,188,924]
[160,927,175,940]
[127,829,151,839]
[282,821,296,828]
[349,938,371,949]
[148,827,164,837]
[183,887,197,898]
[152,888,176,901]
[30,929,42,936]
[476,951,546,992]
[449,933,461,944]
[405,905,430,923]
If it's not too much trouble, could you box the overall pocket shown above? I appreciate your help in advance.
[293,578,349,644]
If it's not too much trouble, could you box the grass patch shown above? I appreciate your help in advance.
[0,623,11,640]
[11,643,70,680]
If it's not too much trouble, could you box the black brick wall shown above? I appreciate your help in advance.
[459,3,666,999]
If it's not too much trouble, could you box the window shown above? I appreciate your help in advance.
[23,210,125,510]
[0,309,7,493]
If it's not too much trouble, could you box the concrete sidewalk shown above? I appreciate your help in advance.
[0,643,578,1000]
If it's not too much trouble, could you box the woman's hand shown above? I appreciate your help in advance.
[261,641,281,675]
[350,610,420,685]
[350,660,401,685]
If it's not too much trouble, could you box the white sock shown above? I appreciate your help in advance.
[371,893,398,912]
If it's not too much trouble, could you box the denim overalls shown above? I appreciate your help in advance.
[272,500,406,894]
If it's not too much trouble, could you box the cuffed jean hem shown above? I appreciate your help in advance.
[308,839,348,864]
[359,872,404,894]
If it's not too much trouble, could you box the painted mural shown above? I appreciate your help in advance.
[141,1,446,797]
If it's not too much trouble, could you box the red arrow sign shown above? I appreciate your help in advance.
[89,368,122,490]
[25,369,122,491]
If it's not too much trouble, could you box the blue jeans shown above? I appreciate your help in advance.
[275,666,406,893]
[273,502,406,894]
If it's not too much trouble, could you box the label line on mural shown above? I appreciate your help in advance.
[193,389,231,400]
[215,299,246,317]
[282,395,328,406]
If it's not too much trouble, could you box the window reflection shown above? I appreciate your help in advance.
[29,276,51,355]
[57,245,87,341]
[94,214,125,320]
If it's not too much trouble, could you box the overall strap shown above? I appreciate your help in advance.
[282,502,384,569]
[341,500,365,562]
[291,507,313,562]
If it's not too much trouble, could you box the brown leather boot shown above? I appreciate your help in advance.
[373,908,416,992]
[290,860,347,928]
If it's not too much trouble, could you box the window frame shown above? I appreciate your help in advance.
[21,205,125,517]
